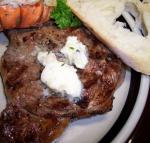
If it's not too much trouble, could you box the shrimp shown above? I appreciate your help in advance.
[0,0,54,31]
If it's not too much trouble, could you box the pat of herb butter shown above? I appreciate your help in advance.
[37,51,82,98]
[61,36,88,69]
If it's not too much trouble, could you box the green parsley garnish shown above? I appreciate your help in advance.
[51,0,81,29]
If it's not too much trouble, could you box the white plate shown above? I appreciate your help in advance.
[0,32,149,143]
[112,75,150,143]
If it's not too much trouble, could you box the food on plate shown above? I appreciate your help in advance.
[0,0,55,31]
[67,0,150,75]
[0,0,81,31]
[0,22,124,142]
[51,0,81,29]
[1,0,149,74]
[0,104,69,143]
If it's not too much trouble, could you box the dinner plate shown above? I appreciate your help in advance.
[0,32,149,143]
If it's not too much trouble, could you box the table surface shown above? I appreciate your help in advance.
[126,86,150,143]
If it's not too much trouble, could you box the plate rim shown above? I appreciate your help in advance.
[111,74,150,143]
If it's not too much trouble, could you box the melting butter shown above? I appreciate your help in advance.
[61,36,88,69]
[38,51,82,98]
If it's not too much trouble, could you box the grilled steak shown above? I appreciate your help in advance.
[0,103,69,143]
[0,23,124,142]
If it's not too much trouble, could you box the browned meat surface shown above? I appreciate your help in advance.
[0,104,69,143]
[0,23,124,142]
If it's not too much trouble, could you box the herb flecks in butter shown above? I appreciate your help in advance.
[61,36,88,69]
